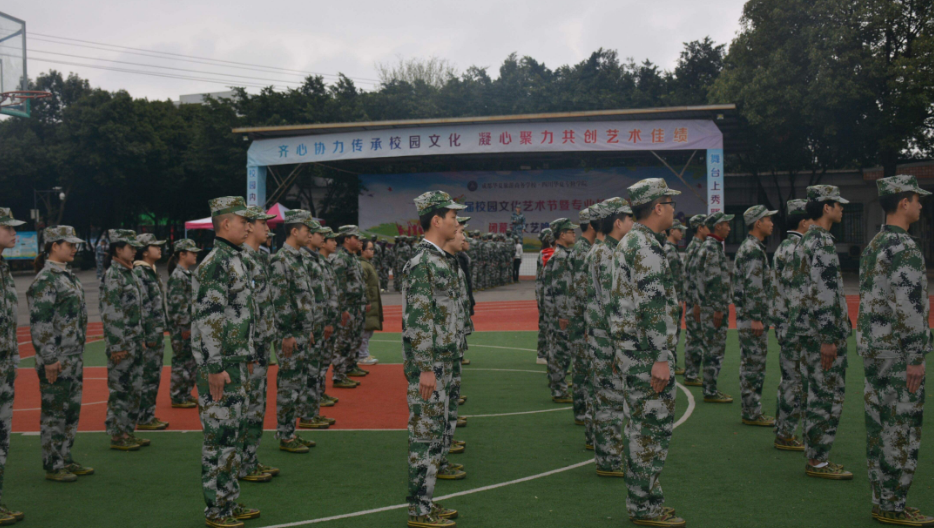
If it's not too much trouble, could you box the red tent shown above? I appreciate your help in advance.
[184,203,320,233]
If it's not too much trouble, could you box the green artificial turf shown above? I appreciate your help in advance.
[7,330,934,528]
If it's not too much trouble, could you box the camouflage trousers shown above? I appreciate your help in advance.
[442,353,463,463]
[590,332,626,472]
[301,329,327,421]
[321,330,338,395]
[774,328,806,440]
[393,268,403,292]
[547,327,572,398]
[800,336,847,462]
[737,320,769,420]
[138,340,166,424]
[37,355,83,473]
[570,325,594,446]
[0,357,15,503]
[106,345,143,437]
[536,300,547,359]
[333,308,365,381]
[619,349,676,520]
[241,347,270,477]
[197,362,247,521]
[683,305,703,380]
[863,356,925,513]
[406,359,454,517]
[275,339,309,440]
[477,265,487,289]
[379,267,389,291]
[170,333,197,404]
[699,308,728,398]
[471,265,478,293]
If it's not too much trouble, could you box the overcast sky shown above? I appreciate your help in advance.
[6,0,747,103]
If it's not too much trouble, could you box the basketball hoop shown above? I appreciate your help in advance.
[0,90,52,108]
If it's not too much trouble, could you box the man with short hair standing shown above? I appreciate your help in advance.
[696,212,734,404]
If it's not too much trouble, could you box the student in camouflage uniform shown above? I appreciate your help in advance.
[167,239,202,408]
[378,239,391,291]
[543,217,578,403]
[696,212,734,403]
[239,206,280,481]
[332,226,368,386]
[192,197,260,528]
[403,191,465,528]
[681,214,708,386]
[732,205,778,426]
[858,175,933,525]
[511,206,526,238]
[392,237,404,292]
[535,228,554,365]
[569,207,596,446]
[609,179,685,528]
[0,208,25,523]
[269,210,319,454]
[664,220,686,374]
[788,185,853,480]
[133,233,170,431]
[28,226,92,483]
[586,198,633,477]
[771,199,810,451]
[317,228,341,408]
[479,234,492,290]
[100,229,148,451]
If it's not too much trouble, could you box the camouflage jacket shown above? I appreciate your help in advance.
[857,225,932,364]
[332,247,366,307]
[683,236,703,307]
[544,244,574,321]
[449,253,472,350]
[166,265,194,340]
[788,225,851,344]
[731,235,773,325]
[569,237,593,326]
[324,253,342,323]
[269,243,315,340]
[770,232,802,332]
[584,237,617,336]
[302,248,335,330]
[402,240,463,370]
[243,245,277,354]
[535,251,545,305]
[27,261,88,365]
[0,258,17,361]
[664,241,684,304]
[192,238,256,373]
[480,241,492,266]
[133,262,167,344]
[610,223,679,362]
[697,236,732,313]
[100,262,144,356]
[395,244,412,271]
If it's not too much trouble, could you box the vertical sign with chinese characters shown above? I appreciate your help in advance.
[246,166,266,207]
[706,148,724,214]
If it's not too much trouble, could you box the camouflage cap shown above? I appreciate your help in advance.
[627,178,681,208]
[320,227,338,239]
[550,217,579,233]
[136,233,166,246]
[0,207,25,227]
[43,225,83,244]
[877,174,932,198]
[283,209,312,224]
[743,205,778,226]
[209,196,251,218]
[338,225,360,237]
[413,190,466,216]
[457,216,471,225]
[173,238,202,252]
[602,197,632,217]
[704,212,735,227]
[588,202,608,221]
[245,205,276,221]
[670,220,687,231]
[579,207,593,224]
[304,218,324,233]
[787,199,807,216]
[689,214,708,228]
[539,227,553,241]
[108,229,143,248]
[806,185,849,204]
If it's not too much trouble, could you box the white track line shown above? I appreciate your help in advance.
[461,406,571,418]
[258,381,696,528]
[465,368,545,374]
[14,400,108,412]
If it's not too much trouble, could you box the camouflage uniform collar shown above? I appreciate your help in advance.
[43,260,71,274]
[604,235,620,248]
[215,236,243,252]
[133,260,156,272]
[882,224,908,235]
[419,238,446,256]
[786,230,804,239]
[745,233,766,249]
[280,242,302,255]
[631,222,661,238]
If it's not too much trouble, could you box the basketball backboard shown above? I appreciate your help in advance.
[0,11,28,118]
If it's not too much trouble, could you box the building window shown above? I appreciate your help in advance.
[831,203,864,244]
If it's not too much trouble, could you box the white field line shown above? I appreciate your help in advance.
[461,407,571,418]
[257,381,696,528]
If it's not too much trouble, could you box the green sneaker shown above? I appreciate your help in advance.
[296,435,316,448]
[0,505,23,522]
[239,469,272,483]
[436,465,466,480]
[45,469,77,483]
[205,516,244,528]
[110,437,141,451]
[552,395,573,403]
[257,464,280,477]
[774,436,805,451]
[703,391,733,403]
[333,379,358,389]
[129,435,151,447]
[742,414,776,427]
[872,505,934,526]
[805,461,853,480]
[65,462,95,476]
[233,504,260,520]
[407,514,455,528]
[347,367,369,377]
[136,418,169,430]
[431,502,459,520]
[297,417,330,429]
[630,511,686,527]
[682,378,702,387]
[279,438,310,454]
